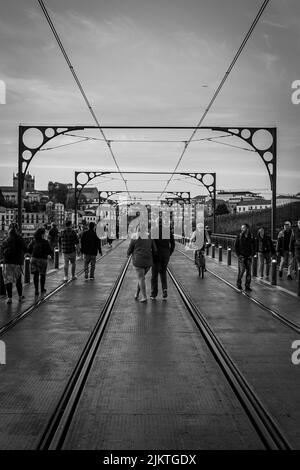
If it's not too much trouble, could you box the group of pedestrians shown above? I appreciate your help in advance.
[235,220,300,292]
[0,220,103,304]
[127,225,175,302]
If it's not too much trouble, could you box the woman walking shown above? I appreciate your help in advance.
[127,225,156,303]
[256,227,276,279]
[1,223,27,304]
[28,227,53,296]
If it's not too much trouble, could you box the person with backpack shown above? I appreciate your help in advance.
[28,227,53,296]
[80,222,102,280]
[234,223,256,291]
[60,220,80,281]
[1,223,27,304]
[256,227,276,279]
[48,222,59,259]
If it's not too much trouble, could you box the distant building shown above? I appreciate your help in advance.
[0,186,18,204]
[276,195,300,207]
[236,199,271,213]
[13,172,35,191]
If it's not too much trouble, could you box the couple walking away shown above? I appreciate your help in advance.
[127,227,175,303]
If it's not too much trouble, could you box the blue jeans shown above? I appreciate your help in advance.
[237,256,252,288]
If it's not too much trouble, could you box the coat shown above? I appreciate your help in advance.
[80,229,102,256]
[1,235,27,265]
[127,238,156,268]
[234,232,256,258]
[27,239,53,260]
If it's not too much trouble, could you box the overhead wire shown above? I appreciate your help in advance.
[158,0,270,198]
[38,0,131,199]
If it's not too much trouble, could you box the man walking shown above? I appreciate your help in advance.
[150,232,175,301]
[80,222,102,280]
[290,219,300,270]
[234,223,256,291]
[60,220,79,281]
[277,221,293,280]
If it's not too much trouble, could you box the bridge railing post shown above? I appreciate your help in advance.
[0,265,6,296]
[271,259,277,285]
[206,243,210,256]
[298,267,300,298]
[252,254,258,277]
[211,244,215,259]
[218,245,222,262]
[54,248,59,269]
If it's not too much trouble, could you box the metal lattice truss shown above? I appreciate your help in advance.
[18,125,277,235]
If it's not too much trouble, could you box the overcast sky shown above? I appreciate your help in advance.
[0,0,299,199]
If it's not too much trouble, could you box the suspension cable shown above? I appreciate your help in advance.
[159,0,270,198]
[38,0,131,199]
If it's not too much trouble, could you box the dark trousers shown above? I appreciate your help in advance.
[237,256,252,288]
[33,273,46,292]
[6,276,22,298]
[151,258,169,297]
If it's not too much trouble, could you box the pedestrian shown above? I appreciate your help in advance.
[1,223,27,304]
[256,227,276,279]
[28,227,53,296]
[234,223,256,291]
[78,220,88,260]
[127,225,156,303]
[48,222,59,259]
[190,225,211,271]
[290,219,300,270]
[277,221,293,280]
[150,231,175,301]
[60,220,80,281]
[80,222,102,280]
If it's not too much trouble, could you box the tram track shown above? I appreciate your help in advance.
[35,249,292,450]
[0,240,124,338]
[176,246,300,335]
[167,266,292,450]
[37,255,131,450]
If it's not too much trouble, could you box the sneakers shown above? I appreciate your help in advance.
[150,296,156,300]
[63,276,68,282]
[162,289,168,300]
[245,286,252,292]
[236,284,242,290]
[89,276,95,280]
[134,294,140,300]
[139,298,147,303]
[72,275,77,280]
[84,276,89,281]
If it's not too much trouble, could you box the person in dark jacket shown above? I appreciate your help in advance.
[1,223,27,304]
[277,221,293,280]
[290,220,300,269]
[48,222,59,259]
[80,222,102,280]
[28,227,53,296]
[150,232,175,300]
[60,220,80,281]
[234,223,256,291]
[256,227,276,279]
[127,225,156,303]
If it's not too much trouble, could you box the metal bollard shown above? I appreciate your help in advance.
[271,259,277,285]
[54,248,59,269]
[298,267,300,297]
[227,247,232,266]
[206,243,210,256]
[24,256,31,284]
[211,244,215,258]
[218,246,222,262]
[0,265,6,296]
[252,254,257,277]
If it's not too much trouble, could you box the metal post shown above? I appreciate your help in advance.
[271,128,277,241]
[24,256,31,284]
[211,244,215,258]
[218,245,222,262]
[18,126,23,232]
[74,174,77,230]
[298,267,300,298]
[227,247,232,266]
[54,248,59,269]
[206,243,210,256]
[252,254,257,277]
[271,259,277,285]
[0,265,6,296]
[213,183,216,234]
